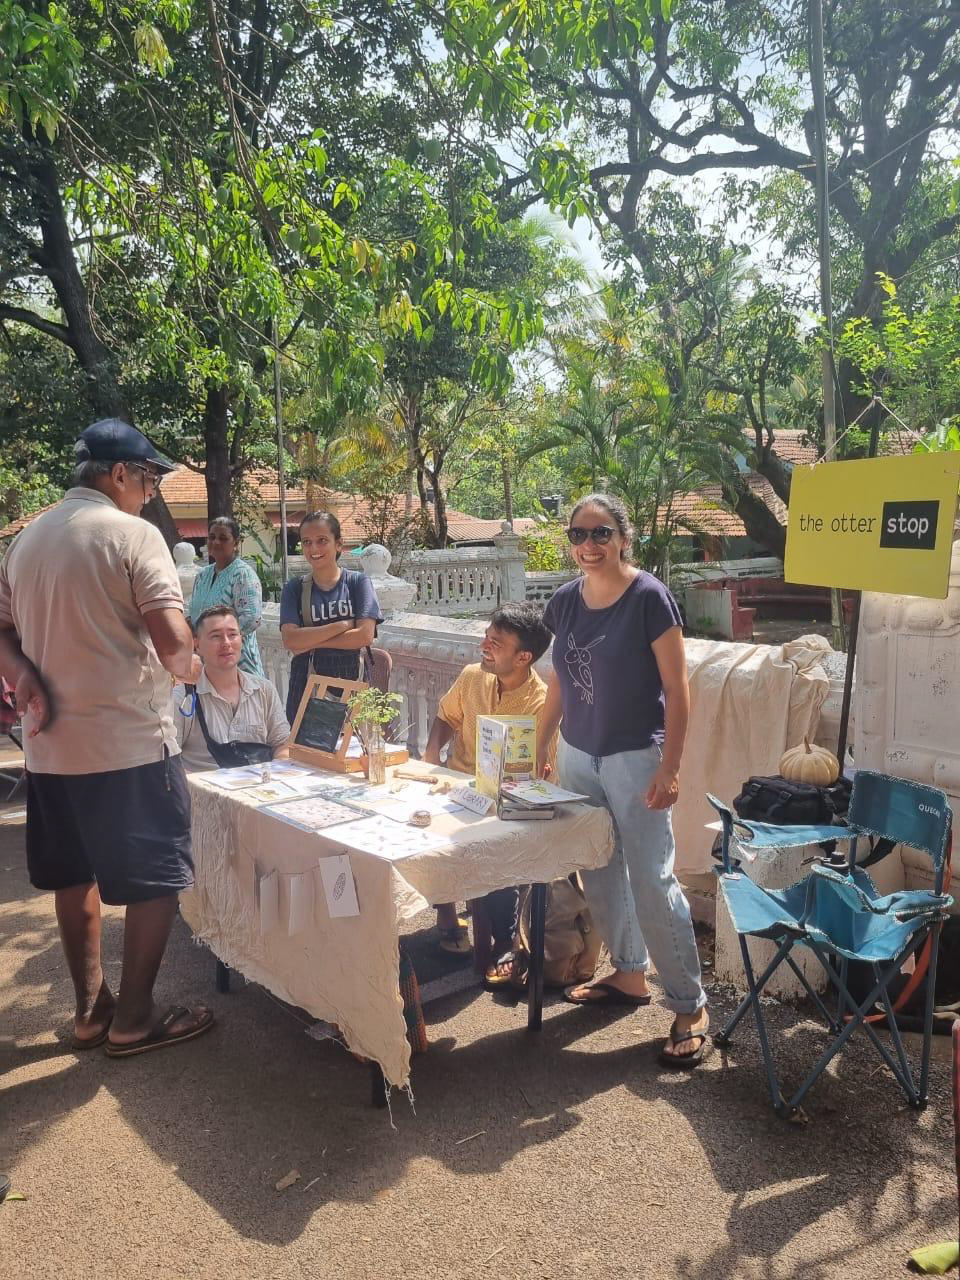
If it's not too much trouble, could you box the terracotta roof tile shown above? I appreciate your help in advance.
[160,468,534,545]
[0,502,59,541]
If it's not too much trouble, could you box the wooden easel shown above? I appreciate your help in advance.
[288,673,367,772]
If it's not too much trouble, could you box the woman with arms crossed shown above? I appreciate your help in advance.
[537,493,709,1067]
[280,511,383,724]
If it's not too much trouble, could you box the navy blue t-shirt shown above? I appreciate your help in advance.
[543,572,683,757]
[279,568,383,630]
[280,569,384,722]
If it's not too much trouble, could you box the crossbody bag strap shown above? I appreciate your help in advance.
[186,685,218,756]
[300,573,313,628]
[344,569,375,679]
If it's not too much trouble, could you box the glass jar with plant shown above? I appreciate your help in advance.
[347,688,404,785]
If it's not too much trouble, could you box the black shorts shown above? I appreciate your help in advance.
[26,753,194,906]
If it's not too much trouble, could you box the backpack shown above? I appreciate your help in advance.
[513,875,602,988]
[733,774,852,826]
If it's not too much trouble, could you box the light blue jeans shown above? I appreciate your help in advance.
[559,738,707,1015]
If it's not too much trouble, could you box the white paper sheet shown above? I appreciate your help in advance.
[258,870,279,934]
[346,781,463,823]
[317,855,360,918]
[246,780,298,804]
[339,814,452,861]
[203,766,263,790]
[287,870,316,935]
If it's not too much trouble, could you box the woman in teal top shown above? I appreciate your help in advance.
[189,517,264,675]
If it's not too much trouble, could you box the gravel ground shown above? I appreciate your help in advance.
[1,816,955,1279]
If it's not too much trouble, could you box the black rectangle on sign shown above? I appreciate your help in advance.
[879,500,939,550]
[295,694,348,752]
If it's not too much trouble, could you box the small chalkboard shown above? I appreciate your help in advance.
[294,694,349,753]
[288,674,368,773]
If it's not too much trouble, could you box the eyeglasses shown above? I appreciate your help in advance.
[566,525,616,545]
[127,462,162,490]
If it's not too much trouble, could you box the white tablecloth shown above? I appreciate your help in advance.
[180,766,614,1087]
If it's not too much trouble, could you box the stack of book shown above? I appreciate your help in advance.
[497,779,588,822]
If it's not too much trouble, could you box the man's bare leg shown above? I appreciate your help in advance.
[108,895,209,1044]
[54,881,115,1044]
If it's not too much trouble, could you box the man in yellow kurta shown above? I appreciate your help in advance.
[424,602,557,976]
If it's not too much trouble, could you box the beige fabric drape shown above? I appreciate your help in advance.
[180,771,614,1087]
[673,636,832,876]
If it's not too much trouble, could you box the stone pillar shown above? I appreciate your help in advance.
[492,522,528,603]
[353,543,417,617]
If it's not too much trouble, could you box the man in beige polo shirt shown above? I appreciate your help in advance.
[0,418,214,1058]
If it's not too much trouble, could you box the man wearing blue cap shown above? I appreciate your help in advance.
[0,419,215,1057]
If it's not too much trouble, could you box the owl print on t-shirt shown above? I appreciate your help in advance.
[564,631,606,705]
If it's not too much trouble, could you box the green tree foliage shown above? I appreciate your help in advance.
[436,0,960,548]
[836,277,960,451]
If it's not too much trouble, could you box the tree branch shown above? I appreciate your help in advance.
[0,303,74,348]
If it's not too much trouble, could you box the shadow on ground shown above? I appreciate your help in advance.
[1,823,955,1277]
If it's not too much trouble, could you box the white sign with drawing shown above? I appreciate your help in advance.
[318,854,360,918]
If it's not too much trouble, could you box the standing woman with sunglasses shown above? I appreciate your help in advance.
[536,493,709,1067]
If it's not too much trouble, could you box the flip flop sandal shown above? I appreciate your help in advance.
[484,951,524,990]
[71,1021,113,1051]
[105,1006,215,1058]
[562,981,653,1007]
[436,925,471,955]
[658,1019,710,1069]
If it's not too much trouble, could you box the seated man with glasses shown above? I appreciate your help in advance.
[423,602,557,980]
[173,606,290,772]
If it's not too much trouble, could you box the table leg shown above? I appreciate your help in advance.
[215,960,231,994]
[527,882,546,1031]
[370,1062,388,1108]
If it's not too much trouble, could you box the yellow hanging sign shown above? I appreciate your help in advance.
[784,452,960,598]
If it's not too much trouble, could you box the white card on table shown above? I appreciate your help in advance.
[448,785,495,816]
[258,870,280,934]
[318,855,360,918]
[287,870,316,935]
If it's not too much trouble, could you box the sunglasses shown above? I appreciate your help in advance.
[566,525,616,545]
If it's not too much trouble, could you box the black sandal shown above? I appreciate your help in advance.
[658,1018,710,1069]
[436,923,471,955]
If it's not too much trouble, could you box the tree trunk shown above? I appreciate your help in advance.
[24,137,181,549]
[432,477,449,548]
[721,473,787,559]
[203,383,233,520]
[27,141,127,418]
[501,453,514,526]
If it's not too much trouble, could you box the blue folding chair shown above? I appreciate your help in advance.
[710,770,954,1119]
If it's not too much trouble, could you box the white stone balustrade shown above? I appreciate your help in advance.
[402,523,529,615]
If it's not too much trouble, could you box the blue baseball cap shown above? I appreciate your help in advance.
[74,418,177,474]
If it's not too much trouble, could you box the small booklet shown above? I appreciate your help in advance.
[499,778,588,808]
